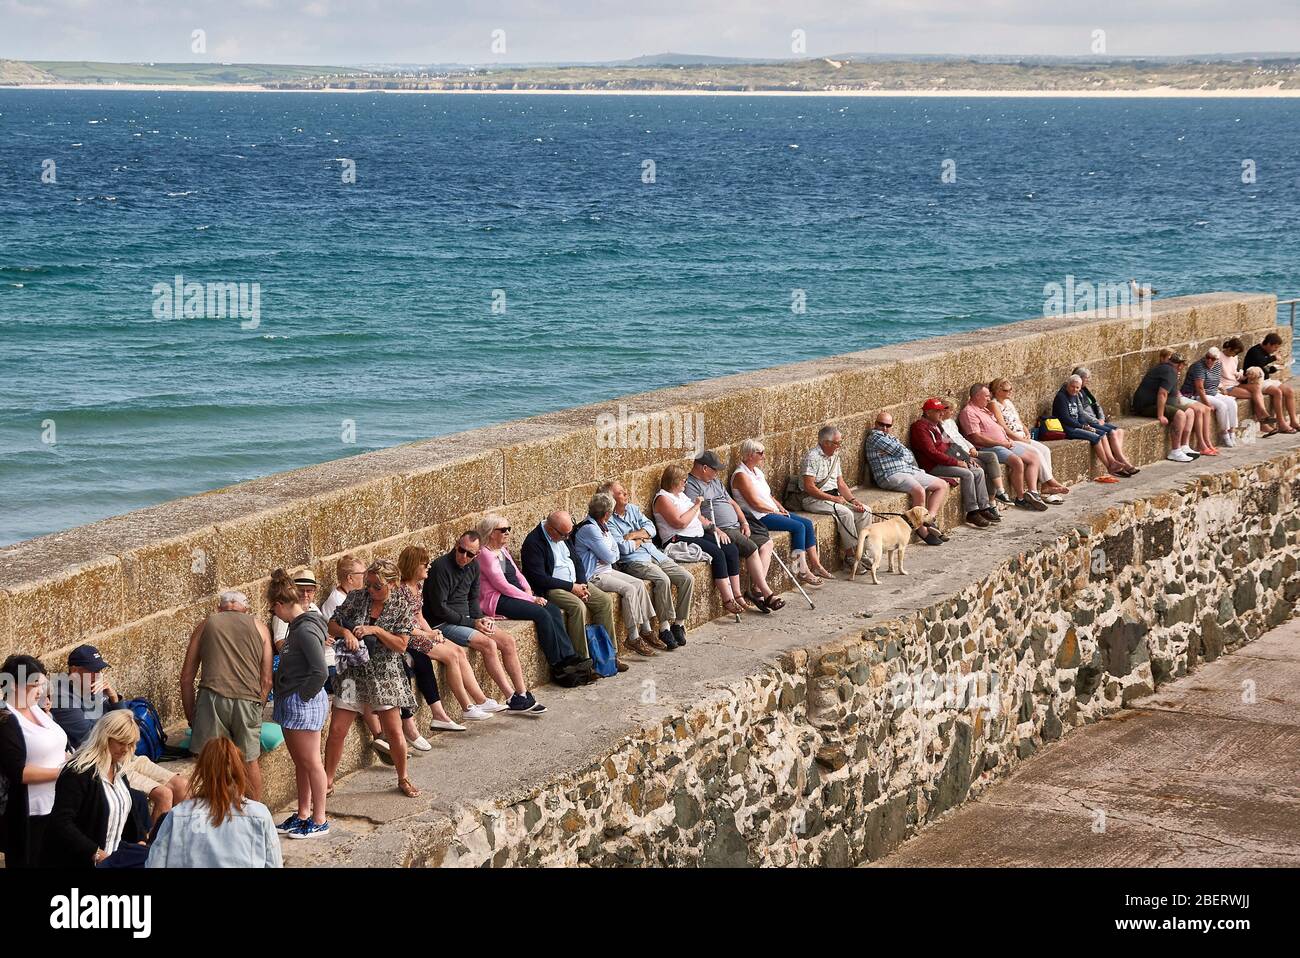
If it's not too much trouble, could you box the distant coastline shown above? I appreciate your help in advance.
[8,82,1300,97]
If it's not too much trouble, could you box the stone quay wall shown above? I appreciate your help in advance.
[0,291,1285,806]
[438,449,1300,867]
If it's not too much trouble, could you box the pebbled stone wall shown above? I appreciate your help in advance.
[437,449,1300,867]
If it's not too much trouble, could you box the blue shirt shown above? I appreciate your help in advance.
[146,798,282,868]
[864,429,922,484]
[607,503,667,563]
[547,529,577,584]
[574,520,621,579]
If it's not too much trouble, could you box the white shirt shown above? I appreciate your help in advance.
[653,490,705,541]
[102,772,132,856]
[10,704,68,815]
[940,417,976,454]
[992,398,1028,439]
[802,445,842,493]
[319,590,349,666]
[547,529,577,584]
[730,462,773,519]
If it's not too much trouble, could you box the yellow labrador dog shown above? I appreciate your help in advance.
[849,506,931,584]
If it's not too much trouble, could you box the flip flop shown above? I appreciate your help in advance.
[1095,476,1121,484]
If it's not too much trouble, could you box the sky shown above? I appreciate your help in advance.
[3,0,1299,64]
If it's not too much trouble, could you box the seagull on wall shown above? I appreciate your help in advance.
[1129,279,1159,300]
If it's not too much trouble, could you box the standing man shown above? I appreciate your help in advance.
[521,511,626,673]
[180,591,273,800]
[799,425,872,563]
[601,479,693,649]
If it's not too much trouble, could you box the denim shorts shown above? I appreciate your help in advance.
[438,623,478,647]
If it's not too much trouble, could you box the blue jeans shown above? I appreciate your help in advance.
[1064,426,1105,444]
[758,512,816,551]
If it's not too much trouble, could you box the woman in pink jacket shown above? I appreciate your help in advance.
[476,515,580,669]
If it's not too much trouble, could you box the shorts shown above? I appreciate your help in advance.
[437,623,478,647]
[123,755,174,794]
[876,471,946,494]
[1135,397,1184,419]
[191,687,262,763]
[985,445,1019,464]
[271,687,329,731]
[718,522,770,557]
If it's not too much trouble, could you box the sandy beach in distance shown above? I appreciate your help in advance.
[7,82,1300,97]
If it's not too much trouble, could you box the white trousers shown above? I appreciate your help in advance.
[1206,393,1239,435]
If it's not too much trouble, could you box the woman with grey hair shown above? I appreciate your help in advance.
[1053,374,1132,479]
[1072,366,1138,472]
[574,493,661,657]
[1181,348,1239,447]
[732,437,829,585]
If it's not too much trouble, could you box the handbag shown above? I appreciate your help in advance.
[665,540,708,563]
[585,624,618,677]
[1038,417,1067,441]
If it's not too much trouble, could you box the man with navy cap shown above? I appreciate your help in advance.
[50,644,189,825]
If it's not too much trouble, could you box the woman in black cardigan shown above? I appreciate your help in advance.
[41,710,145,868]
[1,655,68,869]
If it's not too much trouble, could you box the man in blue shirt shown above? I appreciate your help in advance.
[600,479,693,649]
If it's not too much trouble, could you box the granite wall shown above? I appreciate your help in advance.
[435,448,1300,867]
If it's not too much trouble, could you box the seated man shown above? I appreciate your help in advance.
[1053,375,1135,478]
[910,398,1000,528]
[685,451,782,614]
[798,425,872,563]
[958,385,1049,511]
[601,479,692,649]
[422,532,546,714]
[49,644,190,827]
[521,512,626,674]
[863,413,950,539]
[1131,353,1200,463]
[1243,332,1298,432]
[938,400,1011,506]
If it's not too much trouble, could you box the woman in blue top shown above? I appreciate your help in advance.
[574,493,659,658]
[1052,375,1132,480]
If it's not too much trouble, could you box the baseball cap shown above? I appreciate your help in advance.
[67,644,109,672]
[922,398,950,412]
[694,451,724,471]
[1169,354,1187,365]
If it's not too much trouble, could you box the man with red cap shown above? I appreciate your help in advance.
[910,399,1000,528]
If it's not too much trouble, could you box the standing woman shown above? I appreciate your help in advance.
[40,710,144,867]
[653,464,745,615]
[0,655,68,868]
[267,569,331,839]
[731,438,831,586]
[324,559,422,798]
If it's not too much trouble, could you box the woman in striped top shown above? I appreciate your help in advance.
[1181,347,1239,448]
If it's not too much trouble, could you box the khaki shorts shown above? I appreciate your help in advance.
[123,755,174,794]
[191,687,262,762]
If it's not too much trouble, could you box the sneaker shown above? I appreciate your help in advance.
[656,630,678,651]
[478,698,508,713]
[462,705,495,721]
[671,624,687,647]
[430,718,467,732]
[508,692,545,716]
[1222,433,1237,447]
[1179,446,1201,459]
[1167,449,1194,462]
[408,735,432,752]
[995,491,1015,505]
[1017,497,1049,512]
[527,702,548,715]
[289,820,331,840]
[276,813,306,833]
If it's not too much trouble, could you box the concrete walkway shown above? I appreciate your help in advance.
[874,616,1300,867]
[281,430,1300,866]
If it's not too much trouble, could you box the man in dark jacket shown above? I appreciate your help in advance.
[1244,332,1297,428]
[521,511,623,672]
[423,532,545,715]
[910,398,997,528]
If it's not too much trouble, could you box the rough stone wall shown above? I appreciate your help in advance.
[439,450,1300,867]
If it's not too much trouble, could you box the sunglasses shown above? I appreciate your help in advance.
[365,580,385,592]
[456,546,479,559]
[495,526,511,533]
[875,422,893,429]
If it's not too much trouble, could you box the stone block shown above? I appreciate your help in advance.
[214,501,314,591]
[4,556,124,660]
[757,371,843,436]
[834,358,905,418]
[502,422,598,504]
[404,443,505,529]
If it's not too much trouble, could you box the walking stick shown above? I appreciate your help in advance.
[771,537,815,610]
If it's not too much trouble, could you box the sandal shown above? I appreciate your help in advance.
[797,572,824,589]
[744,591,772,614]
[723,598,746,615]
[766,595,786,611]
[398,777,421,799]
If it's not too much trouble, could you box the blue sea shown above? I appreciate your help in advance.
[1,90,1298,546]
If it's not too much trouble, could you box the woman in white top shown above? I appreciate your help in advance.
[731,438,830,586]
[42,710,144,867]
[653,463,745,615]
[0,654,68,867]
[988,378,1071,498]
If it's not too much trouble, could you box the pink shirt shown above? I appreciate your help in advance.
[476,547,535,618]
[959,403,1013,447]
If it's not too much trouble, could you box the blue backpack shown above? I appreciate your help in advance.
[123,698,166,762]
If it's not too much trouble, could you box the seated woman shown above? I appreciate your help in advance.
[1052,375,1136,478]
[398,545,497,730]
[732,438,830,587]
[476,516,592,666]
[146,737,282,868]
[1221,338,1286,436]
[653,463,746,616]
[1070,367,1139,475]
[41,710,145,868]
[1182,348,1239,448]
[574,494,663,656]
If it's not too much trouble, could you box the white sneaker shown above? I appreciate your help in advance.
[1178,445,1201,458]
[430,719,467,732]
[477,698,509,713]
[462,705,495,721]
[1222,433,1237,447]
[1167,449,1194,462]
[408,735,432,752]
